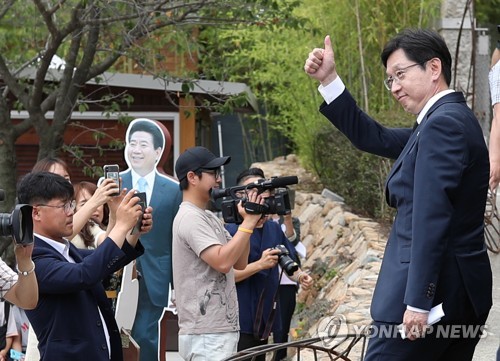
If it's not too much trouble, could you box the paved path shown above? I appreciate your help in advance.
[473,251,500,361]
[164,253,500,361]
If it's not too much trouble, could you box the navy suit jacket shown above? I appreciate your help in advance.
[27,236,144,361]
[320,90,492,323]
[121,170,182,306]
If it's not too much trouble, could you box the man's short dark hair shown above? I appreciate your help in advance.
[17,172,74,205]
[128,120,164,149]
[381,28,452,86]
[236,167,265,185]
[178,169,203,191]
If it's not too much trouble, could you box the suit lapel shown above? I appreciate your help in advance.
[33,237,72,262]
[121,170,132,190]
[68,243,83,263]
[384,92,465,204]
[385,124,420,187]
[149,174,162,208]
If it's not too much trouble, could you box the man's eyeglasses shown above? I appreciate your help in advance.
[199,168,221,179]
[36,200,76,214]
[383,61,427,91]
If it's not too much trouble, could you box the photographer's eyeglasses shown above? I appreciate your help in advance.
[383,61,427,91]
[36,200,76,214]
[200,168,221,179]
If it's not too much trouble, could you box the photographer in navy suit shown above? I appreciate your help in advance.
[304,29,492,360]
[17,171,149,361]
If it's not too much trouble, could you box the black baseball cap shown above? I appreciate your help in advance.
[175,146,231,181]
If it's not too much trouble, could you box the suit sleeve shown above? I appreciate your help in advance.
[34,239,143,294]
[404,114,466,310]
[319,89,411,160]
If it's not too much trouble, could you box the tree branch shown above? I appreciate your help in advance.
[12,118,34,139]
[0,55,30,107]
[55,9,101,130]
[0,0,15,20]
[47,0,68,17]
[32,3,84,109]
[33,0,60,38]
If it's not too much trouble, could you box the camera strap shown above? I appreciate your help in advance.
[244,201,268,215]
[252,268,284,341]
[2,300,9,326]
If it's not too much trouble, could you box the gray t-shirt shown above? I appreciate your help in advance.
[173,201,239,335]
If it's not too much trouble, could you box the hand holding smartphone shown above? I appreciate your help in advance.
[103,164,120,196]
[130,192,147,235]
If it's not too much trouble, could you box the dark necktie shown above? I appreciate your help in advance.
[412,121,418,131]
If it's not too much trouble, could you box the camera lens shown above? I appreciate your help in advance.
[275,244,299,276]
[279,255,299,276]
[0,204,33,245]
[0,213,12,237]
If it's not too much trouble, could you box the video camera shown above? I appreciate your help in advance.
[0,189,33,245]
[211,176,298,224]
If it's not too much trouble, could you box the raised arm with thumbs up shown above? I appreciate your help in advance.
[304,35,338,86]
[303,29,492,361]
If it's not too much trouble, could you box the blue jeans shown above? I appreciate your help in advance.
[179,332,239,361]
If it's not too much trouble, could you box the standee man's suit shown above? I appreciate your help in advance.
[122,170,182,360]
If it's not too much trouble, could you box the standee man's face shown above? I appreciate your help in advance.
[128,131,162,175]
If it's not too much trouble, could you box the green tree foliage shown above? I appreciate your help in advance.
[199,0,440,218]
[0,0,299,258]
[475,0,500,51]
[475,0,500,27]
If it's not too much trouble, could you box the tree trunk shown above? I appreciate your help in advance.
[32,113,64,159]
[0,108,19,265]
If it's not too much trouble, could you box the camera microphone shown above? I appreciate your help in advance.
[259,176,298,189]
[211,175,299,202]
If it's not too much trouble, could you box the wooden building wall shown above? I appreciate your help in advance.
[15,118,176,184]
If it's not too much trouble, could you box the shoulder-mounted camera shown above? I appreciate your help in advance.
[211,176,298,224]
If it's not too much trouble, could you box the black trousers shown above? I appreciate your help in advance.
[238,332,268,361]
[364,312,489,361]
[273,285,297,360]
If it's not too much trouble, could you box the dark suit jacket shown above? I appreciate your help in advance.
[27,236,144,361]
[121,170,182,306]
[320,90,492,323]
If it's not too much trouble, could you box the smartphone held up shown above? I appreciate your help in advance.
[103,164,120,196]
[130,192,147,235]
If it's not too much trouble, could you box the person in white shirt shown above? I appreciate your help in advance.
[488,39,500,190]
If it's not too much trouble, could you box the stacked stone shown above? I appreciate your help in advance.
[252,155,388,360]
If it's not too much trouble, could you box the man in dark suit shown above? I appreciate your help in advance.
[304,29,492,360]
[17,171,147,361]
[122,118,182,361]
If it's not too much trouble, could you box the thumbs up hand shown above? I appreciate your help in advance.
[304,35,338,86]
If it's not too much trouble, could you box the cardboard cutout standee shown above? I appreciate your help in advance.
[116,118,181,361]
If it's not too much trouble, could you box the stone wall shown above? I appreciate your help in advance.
[252,156,389,358]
